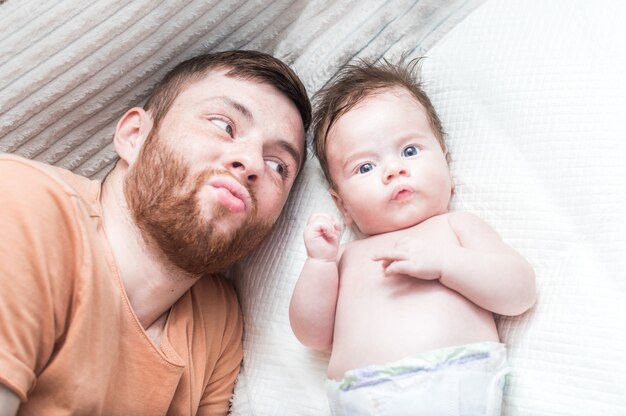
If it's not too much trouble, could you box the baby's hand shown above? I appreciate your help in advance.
[372,236,442,280]
[303,213,342,261]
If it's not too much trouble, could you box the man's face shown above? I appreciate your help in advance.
[124,71,305,276]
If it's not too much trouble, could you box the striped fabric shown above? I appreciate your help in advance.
[0,0,480,179]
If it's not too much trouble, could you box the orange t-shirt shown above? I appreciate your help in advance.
[0,155,243,415]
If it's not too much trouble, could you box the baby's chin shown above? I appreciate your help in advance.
[350,222,412,238]
[356,218,423,237]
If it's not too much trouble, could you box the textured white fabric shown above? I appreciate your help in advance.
[2,0,626,415]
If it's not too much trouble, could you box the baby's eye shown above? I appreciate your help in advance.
[402,145,419,157]
[211,118,234,137]
[266,160,288,178]
[358,163,374,174]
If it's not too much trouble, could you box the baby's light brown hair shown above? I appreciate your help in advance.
[313,58,446,189]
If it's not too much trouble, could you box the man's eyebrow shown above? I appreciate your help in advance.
[214,96,253,121]
[275,139,303,173]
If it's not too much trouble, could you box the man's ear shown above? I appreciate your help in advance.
[329,187,354,227]
[113,108,153,166]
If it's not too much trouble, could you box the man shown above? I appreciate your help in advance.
[0,50,311,415]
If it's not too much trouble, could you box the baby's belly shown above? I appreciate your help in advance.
[327,276,499,380]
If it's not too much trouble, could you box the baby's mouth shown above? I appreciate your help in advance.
[391,186,414,202]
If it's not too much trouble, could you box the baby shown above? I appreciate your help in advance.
[289,59,536,415]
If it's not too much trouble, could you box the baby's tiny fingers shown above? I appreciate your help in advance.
[371,255,393,269]
[321,224,339,240]
[372,252,401,262]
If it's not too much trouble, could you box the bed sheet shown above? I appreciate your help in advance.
[230,0,626,415]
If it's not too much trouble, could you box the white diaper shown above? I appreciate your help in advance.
[326,342,509,416]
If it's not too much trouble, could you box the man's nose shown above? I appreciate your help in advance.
[382,160,409,184]
[225,144,264,185]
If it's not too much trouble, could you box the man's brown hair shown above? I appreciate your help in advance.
[313,58,445,188]
[144,50,312,163]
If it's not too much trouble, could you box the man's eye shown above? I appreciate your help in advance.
[402,146,419,157]
[211,118,234,137]
[266,160,288,178]
[358,163,374,174]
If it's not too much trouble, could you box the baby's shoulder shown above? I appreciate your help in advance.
[444,211,489,230]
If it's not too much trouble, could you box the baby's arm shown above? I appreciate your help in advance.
[374,212,536,316]
[289,213,342,350]
[440,212,536,315]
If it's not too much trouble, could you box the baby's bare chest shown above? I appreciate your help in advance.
[339,217,457,279]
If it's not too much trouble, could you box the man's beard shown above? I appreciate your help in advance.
[124,131,274,277]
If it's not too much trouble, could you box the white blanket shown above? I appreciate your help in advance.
[2,0,626,415]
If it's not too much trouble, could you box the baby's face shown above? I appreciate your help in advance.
[327,88,452,236]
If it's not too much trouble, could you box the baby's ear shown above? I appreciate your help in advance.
[329,188,354,227]
[449,169,456,195]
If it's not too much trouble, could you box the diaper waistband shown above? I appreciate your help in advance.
[334,341,507,392]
